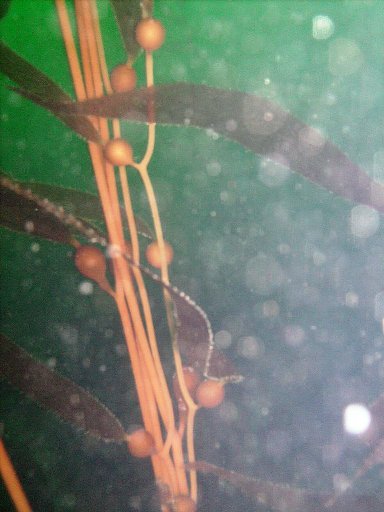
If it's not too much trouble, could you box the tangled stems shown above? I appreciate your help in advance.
[55,0,198,508]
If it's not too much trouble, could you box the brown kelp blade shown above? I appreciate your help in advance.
[0,172,154,241]
[0,175,241,383]
[188,461,384,512]
[0,42,101,143]
[0,175,73,245]
[110,0,152,62]
[37,83,384,212]
[127,259,243,383]
[0,334,126,443]
[0,0,11,20]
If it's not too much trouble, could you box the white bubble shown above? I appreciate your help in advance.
[70,393,81,406]
[237,336,264,360]
[283,324,306,347]
[245,253,285,295]
[24,220,34,233]
[30,242,40,253]
[259,158,291,187]
[343,403,371,435]
[225,119,237,132]
[328,38,363,76]
[262,299,280,318]
[312,15,334,40]
[79,281,94,295]
[206,160,222,176]
[219,401,239,423]
[106,244,121,258]
[242,95,287,136]
[46,357,57,369]
[214,330,232,349]
[350,205,379,238]
[333,474,352,495]
[298,126,325,156]
[345,291,359,308]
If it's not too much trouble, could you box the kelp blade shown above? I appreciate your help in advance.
[0,334,126,443]
[0,172,153,241]
[110,0,153,61]
[40,83,384,213]
[127,258,243,383]
[0,176,73,245]
[0,42,101,143]
[189,461,384,512]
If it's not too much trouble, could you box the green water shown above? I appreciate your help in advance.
[1,1,384,510]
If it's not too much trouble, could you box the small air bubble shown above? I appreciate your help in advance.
[30,242,40,253]
[24,220,34,233]
[312,15,334,40]
[79,281,94,295]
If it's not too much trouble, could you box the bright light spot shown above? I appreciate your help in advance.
[350,205,379,238]
[79,281,94,295]
[312,15,334,40]
[30,242,40,253]
[343,403,371,435]
[328,38,363,76]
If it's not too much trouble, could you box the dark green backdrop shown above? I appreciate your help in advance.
[1,1,384,511]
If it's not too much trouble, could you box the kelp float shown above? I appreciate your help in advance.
[1,1,384,511]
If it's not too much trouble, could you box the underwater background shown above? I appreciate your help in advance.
[1,0,384,510]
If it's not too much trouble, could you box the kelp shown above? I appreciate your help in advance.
[0,174,240,383]
[110,0,153,61]
[2,41,383,214]
[16,82,384,213]
[0,171,153,241]
[0,334,126,443]
[189,461,384,512]
[0,42,101,143]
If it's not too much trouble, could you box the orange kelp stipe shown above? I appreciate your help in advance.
[196,380,225,409]
[171,494,197,512]
[110,64,137,93]
[135,18,165,52]
[0,439,32,512]
[126,428,155,458]
[173,367,200,402]
[145,241,174,269]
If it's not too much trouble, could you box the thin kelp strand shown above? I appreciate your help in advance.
[0,334,126,443]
